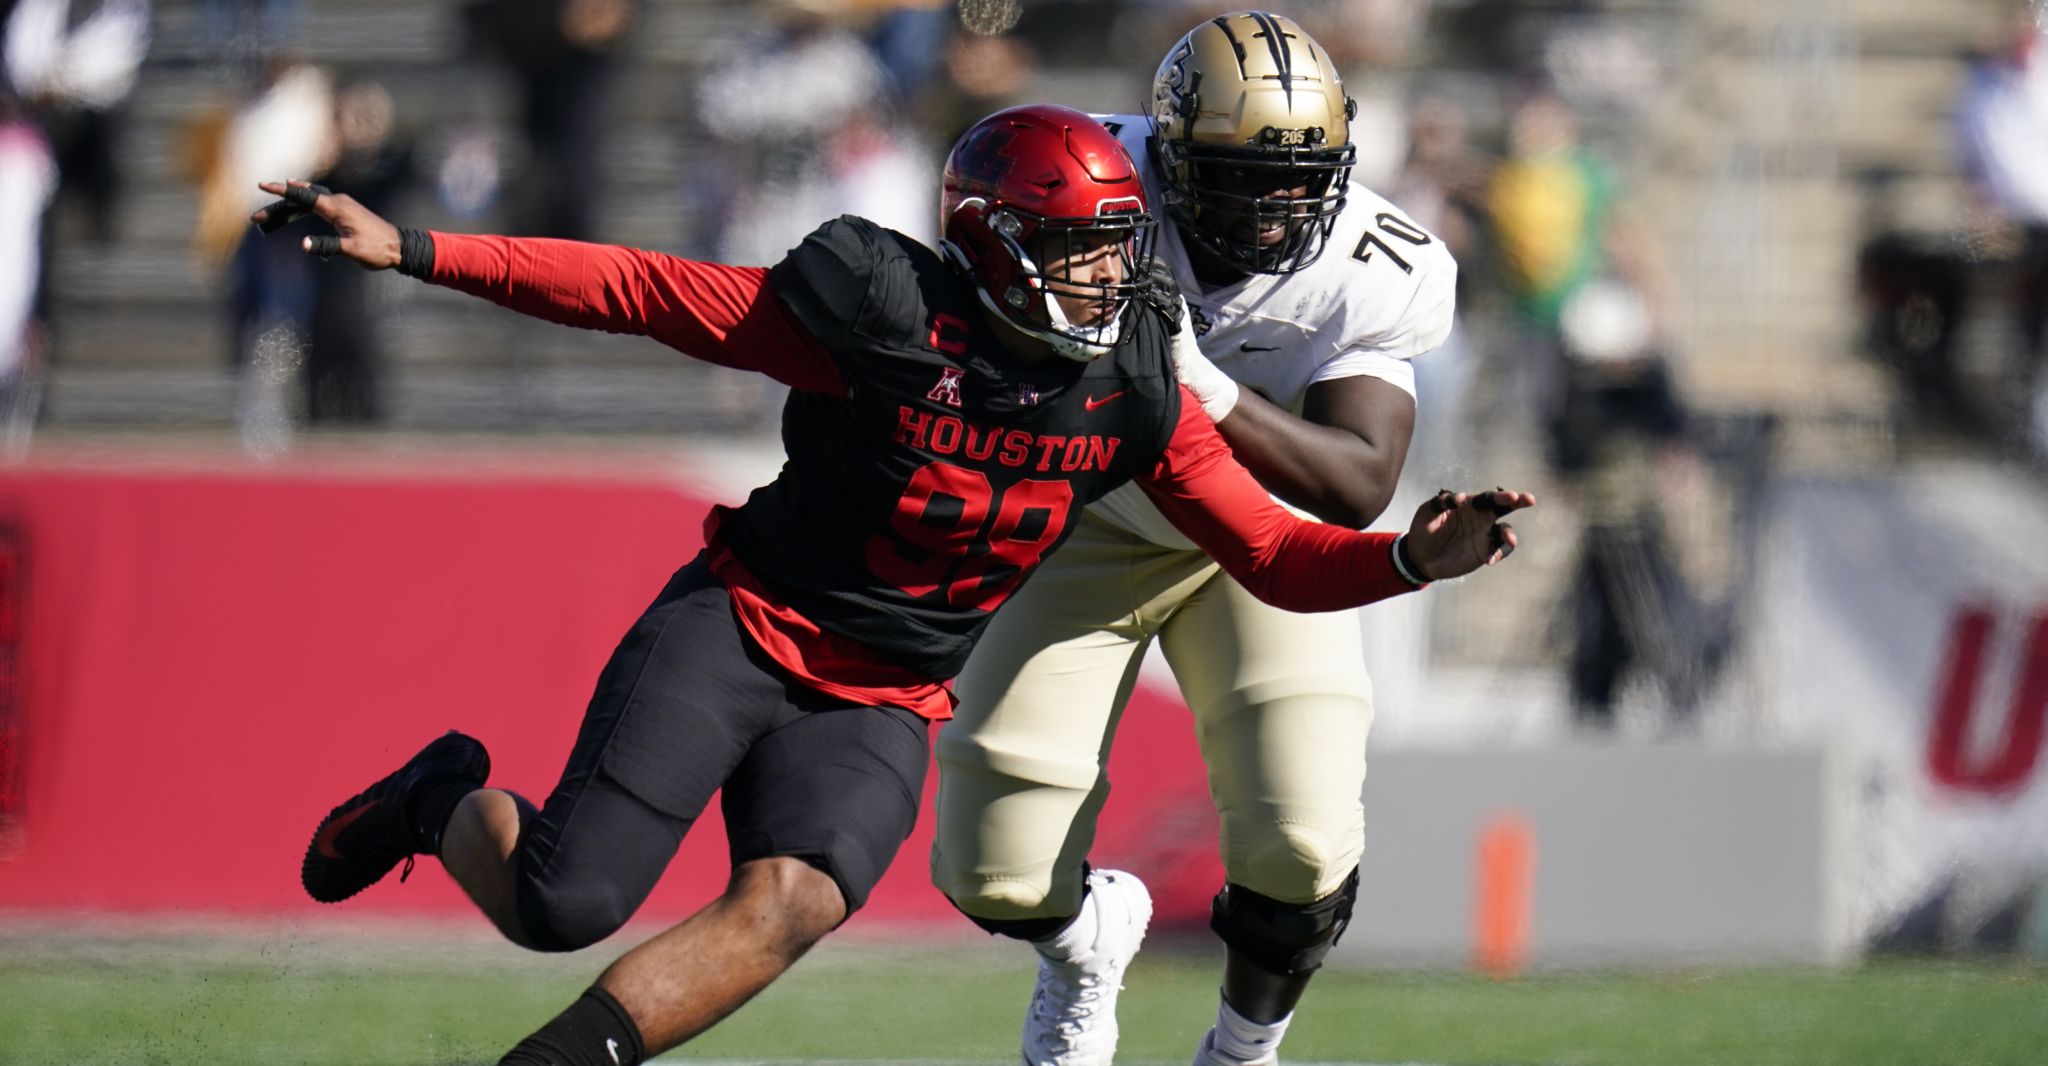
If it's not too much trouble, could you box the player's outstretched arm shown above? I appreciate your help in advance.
[249,180,844,393]
[1139,390,1532,611]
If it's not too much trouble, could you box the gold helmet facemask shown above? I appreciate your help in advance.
[1150,11,1356,275]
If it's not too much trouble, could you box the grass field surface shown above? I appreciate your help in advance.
[2,922,2043,1065]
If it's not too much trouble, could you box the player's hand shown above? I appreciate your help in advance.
[250,180,402,270]
[1169,307,1240,421]
[1401,488,1536,581]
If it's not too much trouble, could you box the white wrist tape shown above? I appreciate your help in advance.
[1172,308,1241,422]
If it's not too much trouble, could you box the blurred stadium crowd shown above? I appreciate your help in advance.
[0,0,2041,740]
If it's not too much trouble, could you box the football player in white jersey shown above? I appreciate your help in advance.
[931,12,1458,1066]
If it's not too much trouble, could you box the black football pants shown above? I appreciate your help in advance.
[512,555,930,952]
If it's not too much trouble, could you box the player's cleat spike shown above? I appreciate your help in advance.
[300,730,489,904]
[1020,868,1153,1066]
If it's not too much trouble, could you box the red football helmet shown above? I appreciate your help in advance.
[939,104,1158,361]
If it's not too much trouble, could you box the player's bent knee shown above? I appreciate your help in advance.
[1231,819,1363,904]
[731,857,847,944]
[948,887,1073,941]
[516,873,638,953]
[1210,866,1361,977]
[944,876,1063,924]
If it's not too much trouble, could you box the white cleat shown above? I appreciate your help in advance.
[1192,1027,1278,1066]
[1020,868,1154,1066]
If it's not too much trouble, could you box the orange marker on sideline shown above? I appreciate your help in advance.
[1474,812,1535,979]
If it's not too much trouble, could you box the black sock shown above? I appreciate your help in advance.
[406,778,482,855]
[498,986,647,1066]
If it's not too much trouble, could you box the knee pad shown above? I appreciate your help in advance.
[516,872,637,953]
[1209,866,1360,976]
[1230,817,1362,904]
[941,859,1092,940]
[941,872,1077,928]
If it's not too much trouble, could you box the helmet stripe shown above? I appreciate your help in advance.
[1210,15,1249,79]
[1247,10,1294,108]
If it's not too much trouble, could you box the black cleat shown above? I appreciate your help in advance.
[301,731,489,904]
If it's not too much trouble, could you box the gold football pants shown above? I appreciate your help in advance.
[932,512,1373,920]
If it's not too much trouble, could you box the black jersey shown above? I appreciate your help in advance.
[715,217,1183,679]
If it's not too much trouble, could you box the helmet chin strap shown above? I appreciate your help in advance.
[974,289,1122,363]
[940,236,1125,362]
[1039,288,1124,360]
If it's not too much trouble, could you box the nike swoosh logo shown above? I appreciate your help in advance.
[1239,343,1281,353]
[1084,390,1127,411]
[314,800,379,860]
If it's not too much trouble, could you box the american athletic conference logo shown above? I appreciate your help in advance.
[928,367,965,408]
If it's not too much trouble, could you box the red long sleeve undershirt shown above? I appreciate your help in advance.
[427,232,846,395]
[423,232,1421,714]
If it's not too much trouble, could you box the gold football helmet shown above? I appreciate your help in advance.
[1150,11,1356,274]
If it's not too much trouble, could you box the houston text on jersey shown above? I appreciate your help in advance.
[892,406,1122,473]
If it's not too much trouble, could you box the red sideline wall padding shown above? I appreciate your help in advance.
[0,457,1220,929]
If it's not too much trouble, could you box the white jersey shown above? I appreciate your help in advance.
[1087,114,1460,549]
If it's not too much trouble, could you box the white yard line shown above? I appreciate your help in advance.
[659,1055,1458,1063]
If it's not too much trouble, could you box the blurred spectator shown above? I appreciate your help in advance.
[1486,91,1660,422]
[186,57,332,352]
[1956,3,2048,457]
[1391,95,1486,478]
[187,57,331,261]
[1548,281,1727,733]
[686,0,933,427]
[865,0,952,102]
[922,29,1035,151]
[1296,0,1434,189]
[199,0,303,77]
[434,120,503,222]
[304,78,413,424]
[1392,97,1484,259]
[0,90,54,452]
[1296,0,1431,71]
[1854,172,1976,434]
[1489,92,1615,328]
[694,0,927,266]
[182,57,331,449]
[827,108,935,244]
[4,0,148,244]
[464,0,632,241]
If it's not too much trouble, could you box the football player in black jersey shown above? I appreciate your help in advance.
[259,104,1530,1066]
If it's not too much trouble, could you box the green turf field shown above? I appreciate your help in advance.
[1,926,2043,1066]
